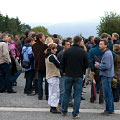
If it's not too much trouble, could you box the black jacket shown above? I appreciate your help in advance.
[60,44,88,78]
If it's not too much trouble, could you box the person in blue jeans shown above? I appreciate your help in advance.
[60,36,88,119]
[22,37,35,96]
[57,40,73,108]
[95,39,114,115]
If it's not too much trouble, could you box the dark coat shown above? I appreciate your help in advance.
[88,44,103,72]
[60,44,88,78]
[113,39,120,44]
[32,41,48,71]
[114,52,120,81]
[86,41,94,52]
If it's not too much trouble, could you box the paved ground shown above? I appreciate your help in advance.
[0,73,120,120]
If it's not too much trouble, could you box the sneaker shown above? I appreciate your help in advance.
[51,107,61,114]
[27,92,36,96]
[101,111,114,116]
[38,96,43,100]
[73,114,80,119]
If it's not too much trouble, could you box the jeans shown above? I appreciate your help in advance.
[59,75,72,104]
[11,70,22,85]
[0,63,13,92]
[24,69,34,94]
[101,76,114,113]
[38,70,48,97]
[62,76,83,117]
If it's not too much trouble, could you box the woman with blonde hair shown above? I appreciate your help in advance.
[45,37,53,45]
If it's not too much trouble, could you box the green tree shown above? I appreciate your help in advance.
[0,12,31,36]
[97,12,120,36]
[32,26,51,35]
[0,13,5,32]
[21,23,31,33]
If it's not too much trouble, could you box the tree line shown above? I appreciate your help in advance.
[0,12,32,36]
[0,12,52,37]
[1,11,120,38]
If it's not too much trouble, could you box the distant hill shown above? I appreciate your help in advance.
[47,21,99,38]
[30,21,99,38]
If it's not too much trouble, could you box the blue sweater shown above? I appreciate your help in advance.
[97,49,114,77]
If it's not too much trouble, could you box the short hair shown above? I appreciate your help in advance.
[101,33,108,39]
[100,39,109,48]
[53,34,58,38]
[113,44,120,52]
[112,33,119,40]
[66,37,72,41]
[8,34,14,40]
[62,40,69,46]
[73,36,82,44]
[2,33,8,39]
[48,43,57,50]
[25,37,33,44]
[94,37,101,45]
[88,36,94,41]
[36,32,44,41]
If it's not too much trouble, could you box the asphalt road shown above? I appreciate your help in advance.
[0,73,120,120]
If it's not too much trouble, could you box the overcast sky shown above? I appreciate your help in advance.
[1,0,120,25]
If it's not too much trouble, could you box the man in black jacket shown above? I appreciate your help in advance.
[60,36,88,119]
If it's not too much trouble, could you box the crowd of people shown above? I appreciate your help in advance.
[0,31,120,119]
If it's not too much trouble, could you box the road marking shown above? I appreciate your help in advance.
[0,107,120,114]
